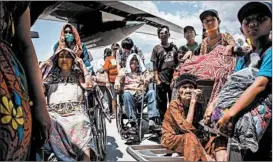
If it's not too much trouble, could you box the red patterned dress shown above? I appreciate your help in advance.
[173,33,237,104]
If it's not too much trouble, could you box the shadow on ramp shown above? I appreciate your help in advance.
[105,136,123,161]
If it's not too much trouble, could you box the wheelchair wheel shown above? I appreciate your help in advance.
[116,94,123,134]
[95,108,106,160]
[101,112,107,157]
[228,139,243,161]
[138,118,149,142]
[91,130,100,161]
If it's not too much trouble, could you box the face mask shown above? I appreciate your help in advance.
[65,34,74,43]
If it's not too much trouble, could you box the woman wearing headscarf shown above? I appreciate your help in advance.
[172,9,237,104]
[53,23,93,73]
[161,73,214,161]
[0,2,51,160]
[42,48,98,161]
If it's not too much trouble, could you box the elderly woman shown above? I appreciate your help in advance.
[161,73,214,161]
[41,48,97,161]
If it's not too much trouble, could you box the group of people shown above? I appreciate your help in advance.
[0,1,271,162]
[160,2,272,161]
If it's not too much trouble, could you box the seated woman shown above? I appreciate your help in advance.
[41,48,97,161]
[204,2,272,161]
[172,9,237,103]
[161,73,214,161]
[116,54,161,133]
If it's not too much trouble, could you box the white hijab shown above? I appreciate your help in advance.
[125,53,146,74]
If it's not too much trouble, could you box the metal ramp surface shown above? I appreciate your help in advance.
[126,145,183,161]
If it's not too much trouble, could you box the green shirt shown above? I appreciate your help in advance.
[179,42,200,55]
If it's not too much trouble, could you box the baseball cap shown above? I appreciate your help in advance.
[184,26,196,34]
[200,9,220,22]
[238,2,272,24]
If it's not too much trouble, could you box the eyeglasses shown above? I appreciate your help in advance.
[242,14,268,26]
[203,17,216,24]
[159,30,169,35]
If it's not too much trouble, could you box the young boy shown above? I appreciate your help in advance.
[178,26,200,61]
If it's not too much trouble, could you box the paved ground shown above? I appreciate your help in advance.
[104,119,160,161]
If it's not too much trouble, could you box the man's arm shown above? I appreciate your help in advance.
[228,76,269,117]
[153,70,161,85]
[53,41,59,53]
[82,44,92,68]
[151,47,161,85]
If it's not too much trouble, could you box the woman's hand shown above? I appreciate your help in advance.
[76,57,85,70]
[39,60,53,69]
[182,51,193,60]
[44,60,53,66]
[224,45,234,55]
[242,45,252,53]
[85,75,93,88]
[91,75,97,82]
[32,100,52,148]
[191,89,202,103]
[215,110,233,129]
[203,105,214,125]
[155,79,162,85]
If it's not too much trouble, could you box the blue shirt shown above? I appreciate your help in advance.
[235,47,272,78]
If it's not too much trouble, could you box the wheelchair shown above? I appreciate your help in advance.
[84,85,111,160]
[32,85,110,161]
[115,82,161,143]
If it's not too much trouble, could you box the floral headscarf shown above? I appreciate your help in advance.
[41,48,81,81]
[56,23,83,58]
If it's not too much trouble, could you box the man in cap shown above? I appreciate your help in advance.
[178,26,200,62]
